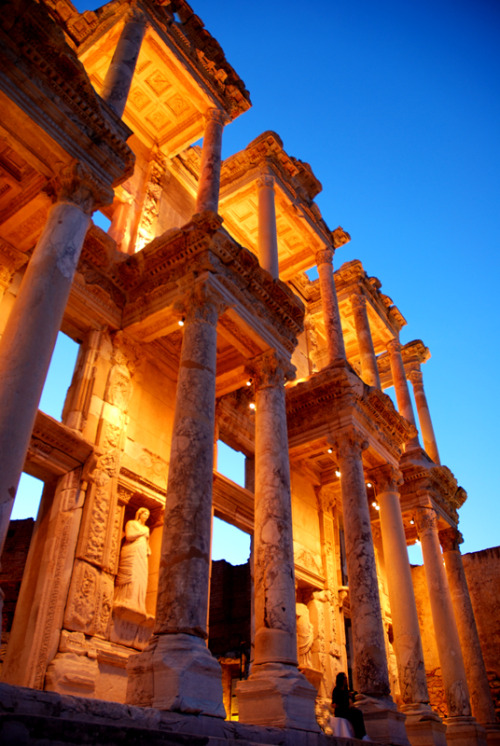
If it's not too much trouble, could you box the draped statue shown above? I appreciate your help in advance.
[114,507,151,615]
[296,602,314,667]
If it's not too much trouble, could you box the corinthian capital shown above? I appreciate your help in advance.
[315,247,334,266]
[328,426,368,461]
[47,161,113,214]
[439,526,463,552]
[257,173,275,190]
[204,107,227,126]
[407,367,423,386]
[386,338,401,355]
[177,280,228,326]
[414,506,438,539]
[350,292,367,312]
[246,349,295,389]
[369,463,403,494]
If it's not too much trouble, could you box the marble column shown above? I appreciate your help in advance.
[331,429,408,745]
[374,466,446,746]
[195,108,225,214]
[101,7,147,117]
[236,350,318,731]
[408,366,440,464]
[387,339,419,449]
[415,507,486,746]
[351,293,381,388]
[440,528,498,737]
[257,173,279,279]
[126,282,226,717]
[316,247,346,363]
[0,162,106,557]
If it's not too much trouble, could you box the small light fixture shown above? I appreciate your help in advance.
[249,402,256,411]
[178,317,185,327]
[371,500,380,511]
[335,469,341,478]
[409,519,415,525]
[327,447,333,454]
[246,379,252,387]
[414,539,420,545]
[366,482,373,488]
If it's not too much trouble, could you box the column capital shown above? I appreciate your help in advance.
[46,161,112,214]
[329,426,368,461]
[124,2,147,24]
[414,506,438,538]
[176,280,228,326]
[257,172,275,190]
[408,367,423,386]
[246,349,295,390]
[439,526,463,552]
[387,338,401,355]
[315,246,334,266]
[369,463,403,493]
[332,226,351,248]
[350,291,367,311]
[204,107,227,127]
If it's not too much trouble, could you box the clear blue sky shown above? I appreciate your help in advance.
[15,0,499,559]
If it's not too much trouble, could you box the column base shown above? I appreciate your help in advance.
[485,723,500,746]
[357,694,410,745]
[236,662,319,731]
[445,716,488,746]
[126,632,225,718]
[400,703,447,746]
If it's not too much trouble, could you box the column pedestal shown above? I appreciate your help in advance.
[127,633,224,716]
[236,351,318,731]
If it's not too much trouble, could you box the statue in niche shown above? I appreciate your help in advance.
[296,602,314,668]
[114,507,151,616]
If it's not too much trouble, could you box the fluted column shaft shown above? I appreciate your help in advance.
[196,108,225,213]
[351,293,381,388]
[316,247,345,362]
[0,163,103,556]
[440,528,496,725]
[415,507,471,717]
[374,467,432,710]
[101,8,147,117]
[332,429,390,697]
[257,173,279,279]
[387,339,419,448]
[408,367,440,463]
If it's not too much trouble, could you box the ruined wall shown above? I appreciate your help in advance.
[462,546,500,719]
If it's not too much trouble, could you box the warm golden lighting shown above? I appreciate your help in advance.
[178,318,185,327]
[249,402,256,411]
[366,482,373,488]
[246,379,252,386]
[335,469,341,478]
[371,501,380,511]
[327,447,333,454]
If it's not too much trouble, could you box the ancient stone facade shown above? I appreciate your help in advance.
[0,1,498,745]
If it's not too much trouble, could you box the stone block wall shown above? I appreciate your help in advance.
[462,546,500,719]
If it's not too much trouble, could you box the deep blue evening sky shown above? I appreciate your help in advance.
[16,1,498,557]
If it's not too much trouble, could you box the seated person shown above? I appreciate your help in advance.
[331,671,369,740]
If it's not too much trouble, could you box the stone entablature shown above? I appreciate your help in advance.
[61,0,251,120]
[399,451,466,527]
[286,361,416,472]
